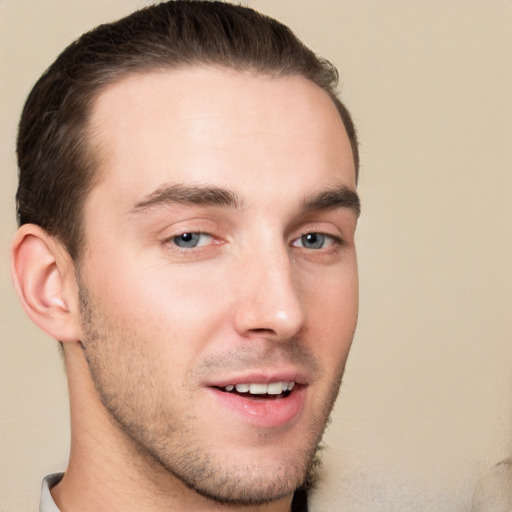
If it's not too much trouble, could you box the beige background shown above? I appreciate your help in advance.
[1,1,510,511]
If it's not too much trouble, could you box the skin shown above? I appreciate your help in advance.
[14,67,359,511]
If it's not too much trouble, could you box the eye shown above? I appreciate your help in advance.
[292,233,337,250]
[171,232,213,248]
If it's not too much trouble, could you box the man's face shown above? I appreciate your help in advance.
[77,67,359,505]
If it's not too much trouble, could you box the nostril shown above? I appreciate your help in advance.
[247,328,275,335]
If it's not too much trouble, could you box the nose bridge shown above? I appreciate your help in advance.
[234,239,304,339]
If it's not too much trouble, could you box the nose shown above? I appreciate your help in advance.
[233,245,305,341]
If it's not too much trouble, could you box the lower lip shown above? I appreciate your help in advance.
[208,386,307,429]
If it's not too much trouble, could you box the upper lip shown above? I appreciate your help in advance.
[204,368,310,388]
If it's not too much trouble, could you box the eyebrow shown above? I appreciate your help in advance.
[303,186,361,217]
[130,183,360,217]
[130,184,243,212]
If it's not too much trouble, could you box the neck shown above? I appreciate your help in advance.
[52,344,294,512]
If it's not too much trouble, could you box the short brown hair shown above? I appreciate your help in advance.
[16,0,359,260]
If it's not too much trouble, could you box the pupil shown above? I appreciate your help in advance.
[173,232,199,248]
[303,233,323,248]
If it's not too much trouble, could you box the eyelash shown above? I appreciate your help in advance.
[169,232,214,249]
[164,231,343,252]
[291,232,342,250]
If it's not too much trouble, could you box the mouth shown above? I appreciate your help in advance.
[215,381,296,400]
[207,376,306,428]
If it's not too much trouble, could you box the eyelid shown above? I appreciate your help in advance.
[157,216,225,241]
[289,218,345,245]
[163,229,216,243]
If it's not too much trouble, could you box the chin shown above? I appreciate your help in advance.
[177,456,316,506]
[151,428,325,506]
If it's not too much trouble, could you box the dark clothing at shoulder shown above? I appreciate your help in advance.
[292,488,309,512]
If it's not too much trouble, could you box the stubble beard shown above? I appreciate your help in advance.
[77,279,345,506]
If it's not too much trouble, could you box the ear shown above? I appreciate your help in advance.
[10,224,83,343]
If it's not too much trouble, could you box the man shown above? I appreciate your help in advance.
[10,1,360,511]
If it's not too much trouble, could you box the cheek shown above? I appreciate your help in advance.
[301,261,359,363]
[84,255,236,360]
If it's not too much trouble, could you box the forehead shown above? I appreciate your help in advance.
[87,67,355,208]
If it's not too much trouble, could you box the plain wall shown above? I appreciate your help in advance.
[1,1,510,511]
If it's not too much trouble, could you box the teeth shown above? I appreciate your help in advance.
[249,383,268,394]
[266,382,284,395]
[225,381,295,395]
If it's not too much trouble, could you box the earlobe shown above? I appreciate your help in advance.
[10,224,83,343]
